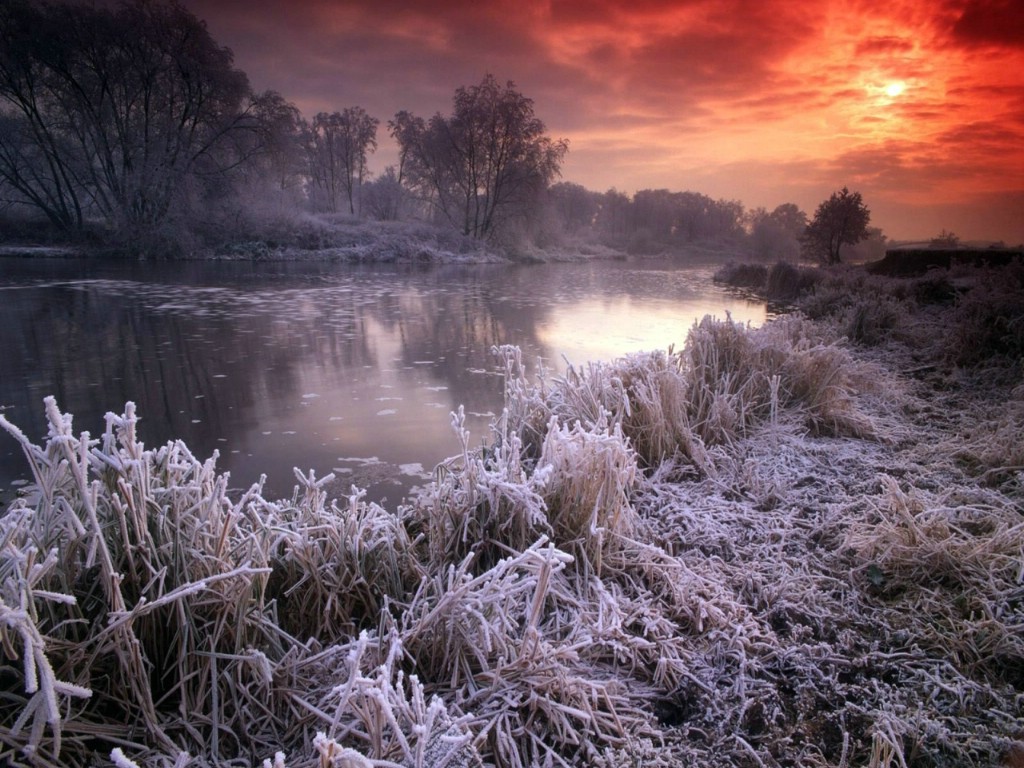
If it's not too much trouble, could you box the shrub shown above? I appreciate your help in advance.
[945,267,1024,367]
[764,261,820,302]
[909,271,958,306]
[713,262,768,290]
[842,295,904,346]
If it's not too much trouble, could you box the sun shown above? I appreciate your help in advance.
[884,81,906,98]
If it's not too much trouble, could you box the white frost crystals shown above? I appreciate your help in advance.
[0,508,92,757]
[1,308,1022,767]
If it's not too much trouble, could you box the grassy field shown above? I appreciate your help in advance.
[2,261,1022,767]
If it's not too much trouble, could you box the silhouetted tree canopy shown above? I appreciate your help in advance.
[390,75,568,239]
[546,182,600,236]
[0,0,269,244]
[588,188,745,250]
[803,187,871,264]
[748,203,807,261]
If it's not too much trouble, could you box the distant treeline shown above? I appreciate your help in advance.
[0,0,884,261]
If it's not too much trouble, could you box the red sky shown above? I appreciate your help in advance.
[185,0,1024,244]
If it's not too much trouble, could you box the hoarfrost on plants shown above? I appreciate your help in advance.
[1,269,1022,767]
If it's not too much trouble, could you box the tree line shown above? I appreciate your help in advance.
[0,0,875,261]
[0,0,569,254]
[544,184,876,263]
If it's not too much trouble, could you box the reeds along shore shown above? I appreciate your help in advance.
[1,264,1023,767]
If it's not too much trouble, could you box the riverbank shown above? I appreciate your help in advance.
[0,218,510,264]
[0,216,759,265]
[1,262,1022,767]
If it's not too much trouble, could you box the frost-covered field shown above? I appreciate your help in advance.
[1,265,1022,767]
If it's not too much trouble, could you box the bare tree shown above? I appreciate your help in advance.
[244,91,306,194]
[306,108,378,215]
[803,187,871,264]
[390,75,568,239]
[0,111,84,232]
[0,0,257,241]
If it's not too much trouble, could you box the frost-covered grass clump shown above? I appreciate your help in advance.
[2,300,1022,767]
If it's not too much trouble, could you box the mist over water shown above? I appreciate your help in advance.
[0,258,765,503]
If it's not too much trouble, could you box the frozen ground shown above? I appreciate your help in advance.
[0,264,1022,767]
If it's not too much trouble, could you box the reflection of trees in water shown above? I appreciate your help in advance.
[383,262,725,383]
[0,280,375,472]
[385,271,552,405]
[0,262,558,493]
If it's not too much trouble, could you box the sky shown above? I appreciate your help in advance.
[184,0,1024,244]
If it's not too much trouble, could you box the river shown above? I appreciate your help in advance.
[0,257,765,505]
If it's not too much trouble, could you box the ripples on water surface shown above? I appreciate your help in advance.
[0,258,765,503]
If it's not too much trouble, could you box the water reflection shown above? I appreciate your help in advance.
[0,258,764,503]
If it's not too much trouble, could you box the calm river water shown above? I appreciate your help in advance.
[0,257,765,504]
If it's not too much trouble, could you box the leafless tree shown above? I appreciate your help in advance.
[243,91,306,195]
[305,108,378,215]
[390,75,568,240]
[0,0,260,242]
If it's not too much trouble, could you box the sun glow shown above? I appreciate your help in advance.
[884,81,906,97]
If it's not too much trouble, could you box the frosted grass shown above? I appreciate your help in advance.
[1,285,1022,766]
